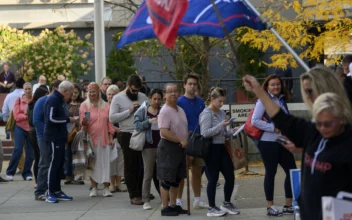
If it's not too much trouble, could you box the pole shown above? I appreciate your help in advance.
[94,0,106,83]
[242,0,310,72]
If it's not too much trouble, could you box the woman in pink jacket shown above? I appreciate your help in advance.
[80,83,115,197]
[6,82,33,181]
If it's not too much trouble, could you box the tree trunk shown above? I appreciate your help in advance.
[201,37,211,99]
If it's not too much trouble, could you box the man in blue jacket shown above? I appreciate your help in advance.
[44,80,74,203]
[33,80,61,201]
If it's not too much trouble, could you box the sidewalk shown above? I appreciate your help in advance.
[0,163,294,220]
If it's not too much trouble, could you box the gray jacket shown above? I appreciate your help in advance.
[133,101,153,144]
[199,107,231,144]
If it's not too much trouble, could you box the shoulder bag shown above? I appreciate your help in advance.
[129,103,148,151]
[185,112,213,160]
[5,98,20,132]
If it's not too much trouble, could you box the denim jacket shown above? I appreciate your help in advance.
[133,101,153,144]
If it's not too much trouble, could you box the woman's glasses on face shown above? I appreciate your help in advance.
[315,120,335,129]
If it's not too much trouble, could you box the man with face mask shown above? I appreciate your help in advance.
[109,74,147,205]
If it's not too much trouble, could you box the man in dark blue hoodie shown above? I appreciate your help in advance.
[44,80,74,203]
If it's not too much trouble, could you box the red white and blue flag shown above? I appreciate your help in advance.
[116,0,265,49]
[146,0,188,48]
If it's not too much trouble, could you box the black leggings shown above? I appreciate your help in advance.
[29,129,39,183]
[257,141,297,201]
[205,144,234,208]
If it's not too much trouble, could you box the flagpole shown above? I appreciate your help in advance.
[242,0,310,72]
[210,0,247,75]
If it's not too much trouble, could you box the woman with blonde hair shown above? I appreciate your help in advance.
[243,74,352,220]
[80,83,115,197]
[107,85,127,193]
[199,87,239,217]
[299,66,351,111]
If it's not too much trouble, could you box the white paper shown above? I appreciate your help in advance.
[232,124,245,137]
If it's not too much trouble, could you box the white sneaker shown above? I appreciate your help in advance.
[89,188,98,197]
[176,200,183,208]
[6,175,13,181]
[26,176,33,181]
[143,202,152,210]
[193,200,209,209]
[102,187,112,197]
[220,202,240,215]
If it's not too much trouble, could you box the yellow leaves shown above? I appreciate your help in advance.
[292,1,302,14]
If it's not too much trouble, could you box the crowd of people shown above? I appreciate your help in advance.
[0,58,351,219]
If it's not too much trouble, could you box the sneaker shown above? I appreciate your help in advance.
[176,200,183,208]
[45,193,59,203]
[103,187,112,197]
[174,205,188,214]
[161,206,179,216]
[143,202,152,210]
[282,205,294,214]
[6,175,13,181]
[149,193,155,200]
[25,176,33,181]
[90,188,97,197]
[207,206,227,217]
[267,206,283,216]
[193,200,209,209]
[216,182,221,188]
[220,202,240,215]
[54,191,73,201]
[35,194,46,201]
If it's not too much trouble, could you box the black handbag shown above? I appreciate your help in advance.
[185,114,212,160]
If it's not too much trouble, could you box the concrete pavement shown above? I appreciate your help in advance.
[0,162,295,220]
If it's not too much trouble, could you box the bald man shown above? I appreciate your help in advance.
[32,75,49,94]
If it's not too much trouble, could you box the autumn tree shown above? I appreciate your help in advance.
[238,0,352,68]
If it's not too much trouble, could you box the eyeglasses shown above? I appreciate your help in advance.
[165,90,179,94]
[315,120,335,129]
[304,89,313,96]
[129,87,140,93]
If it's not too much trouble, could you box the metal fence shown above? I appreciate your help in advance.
[144,77,303,104]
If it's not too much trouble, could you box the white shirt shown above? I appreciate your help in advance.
[2,89,24,122]
[32,83,49,94]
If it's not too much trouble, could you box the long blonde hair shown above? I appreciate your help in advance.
[300,66,351,111]
[83,82,106,110]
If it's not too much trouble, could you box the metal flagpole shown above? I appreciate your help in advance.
[210,0,260,176]
[243,0,310,72]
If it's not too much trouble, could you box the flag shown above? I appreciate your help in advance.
[146,0,189,49]
[116,0,265,49]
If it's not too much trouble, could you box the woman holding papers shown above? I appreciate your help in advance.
[251,74,296,216]
[199,87,239,217]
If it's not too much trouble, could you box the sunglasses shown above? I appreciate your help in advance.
[304,89,313,96]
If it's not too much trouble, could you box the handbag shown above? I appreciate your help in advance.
[68,125,77,143]
[225,133,247,170]
[243,101,270,140]
[5,98,20,132]
[129,102,148,151]
[129,129,146,151]
[185,112,213,160]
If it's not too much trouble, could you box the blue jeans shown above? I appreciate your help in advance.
[6,125,34,178]
[35,140,50,196]
[64,144,74,178]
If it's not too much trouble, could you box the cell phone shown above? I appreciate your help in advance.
[276,137,287,145]
[84,112,90,120]
[227,117,236,123]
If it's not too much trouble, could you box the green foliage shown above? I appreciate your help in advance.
[107,31,136,81]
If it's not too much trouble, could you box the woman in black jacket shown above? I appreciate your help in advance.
[27,86,49,185]
[243,74,352,220]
